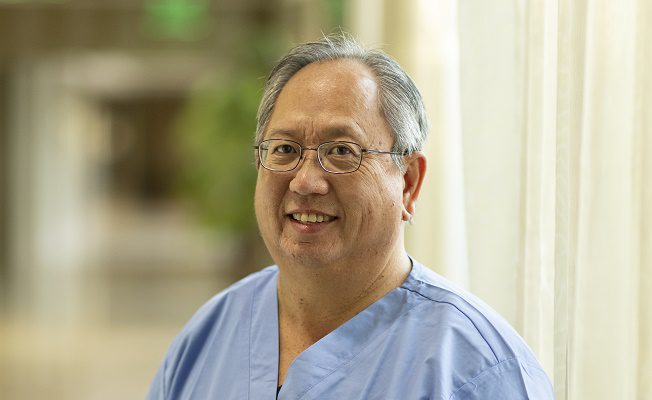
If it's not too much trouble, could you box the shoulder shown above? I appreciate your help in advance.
[175,265,278,342]
[403,261,533,362]
[147,266,278,399]
[162,266,277,373]
[397,260,553,398]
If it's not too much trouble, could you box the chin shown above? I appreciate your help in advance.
[275,243,342,268]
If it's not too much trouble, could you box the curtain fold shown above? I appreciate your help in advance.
[519,0,557,379]
[635,0,652,397]
[515,0,650,397]
[568,0,645,398]
[553,0,586,398]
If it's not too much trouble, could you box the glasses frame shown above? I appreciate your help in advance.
[254,138,406,174]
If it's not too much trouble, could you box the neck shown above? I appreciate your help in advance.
[276,247,412,340]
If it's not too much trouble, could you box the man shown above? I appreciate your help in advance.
[148,34,554,399]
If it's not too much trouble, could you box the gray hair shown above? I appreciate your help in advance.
[255,33,428,167]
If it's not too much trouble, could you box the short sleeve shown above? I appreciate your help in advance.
[449,358,554,400]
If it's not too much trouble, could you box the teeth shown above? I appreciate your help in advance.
[292,213,333,223]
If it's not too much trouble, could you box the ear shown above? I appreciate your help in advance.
[401,152,427,222]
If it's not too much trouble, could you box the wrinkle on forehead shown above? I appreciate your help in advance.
[287,59,380,112]
[265,59,391,148]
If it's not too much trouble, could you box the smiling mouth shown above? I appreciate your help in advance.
[290,212,336,223]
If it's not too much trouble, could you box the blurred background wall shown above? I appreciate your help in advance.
[0,1,313,398]
[0,1,650,399]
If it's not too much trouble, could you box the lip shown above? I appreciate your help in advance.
[286,209,337,218]
[285,209,338,234]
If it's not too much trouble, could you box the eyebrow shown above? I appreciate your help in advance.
[266,128,300,139]
[266,123,366,143]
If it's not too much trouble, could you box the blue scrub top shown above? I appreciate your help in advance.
[147,260,554,399]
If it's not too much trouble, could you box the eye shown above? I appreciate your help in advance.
[273,143,298,154]
[328,144,353,156]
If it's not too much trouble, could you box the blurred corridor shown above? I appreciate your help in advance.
[0,0,319,398]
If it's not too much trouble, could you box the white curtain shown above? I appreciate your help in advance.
[562,0,651,398]
[347,0,652,399]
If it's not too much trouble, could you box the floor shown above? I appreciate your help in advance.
[0,273,231,400]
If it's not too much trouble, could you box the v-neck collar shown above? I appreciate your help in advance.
[251,262,425,400]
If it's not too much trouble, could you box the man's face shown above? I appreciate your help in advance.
[254,59,407,269]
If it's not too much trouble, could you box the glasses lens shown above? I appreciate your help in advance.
[319,142,362,173]
[259,139,301,171]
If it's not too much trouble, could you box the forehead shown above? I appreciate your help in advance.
[266,59,391,144]
[286,59,379,103]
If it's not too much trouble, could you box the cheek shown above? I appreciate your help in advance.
[255,175,283,226]
[350,171,404,225]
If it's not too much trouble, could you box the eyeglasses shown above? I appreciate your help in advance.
[254,139,405,174]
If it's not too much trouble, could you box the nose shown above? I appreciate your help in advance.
[289,150,329,196]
